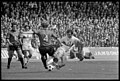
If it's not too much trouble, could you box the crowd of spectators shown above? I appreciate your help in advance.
[1,1,119,47]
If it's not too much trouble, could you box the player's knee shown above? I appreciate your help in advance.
[53,57,58,63]
[28,54,32,58]
[24,55,28,58]
[41,56,47,60]
[18,54,23,58]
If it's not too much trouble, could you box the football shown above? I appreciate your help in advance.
[47,64,55,71]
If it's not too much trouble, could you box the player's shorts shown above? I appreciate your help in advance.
[8,45,23,58]
[39,45,55,57]
[54,46,66,59]
[8,45,21,51]
[22,44,33,50]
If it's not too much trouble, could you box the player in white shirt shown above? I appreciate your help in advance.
[48,29,84,69]
[59,29,84,61]
[20,25,34,69]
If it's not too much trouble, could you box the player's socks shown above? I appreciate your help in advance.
[22,65,25,69]
[79,57,84,61]
[24,63,28,69]
[41,56,48,69]
[56,64,65,70]
[28,54,32,58]
[59,64,65,68]
[7,58,12,69]
[19,58,25,69]
[23,57,29,69]
[26,57,29,64]
[7,65,10,69]
[91,56,95,59]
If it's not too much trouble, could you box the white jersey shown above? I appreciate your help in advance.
[21,30,33,45]
[20,30,33,50]
[60,36,80,51]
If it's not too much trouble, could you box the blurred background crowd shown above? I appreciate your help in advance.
[1,1,119,47]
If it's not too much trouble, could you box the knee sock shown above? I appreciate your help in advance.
[19,58,24,67]
[28,54,32,58]
[41,56,47,69]
[7,58,12,66]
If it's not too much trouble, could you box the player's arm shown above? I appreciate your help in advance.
[51,33,63,46]
[6,32,13,45]
[31,31,38,48]
[59,37,72,47]
[73,37,84,53]
[66,36,80,52]
[31,38,38,49]
[18,32,23,45]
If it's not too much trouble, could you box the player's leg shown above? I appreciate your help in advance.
[27,46,33,59]
[25,49,33,67]
[7,46,14,69]
[39,47,48,69]
[13,53,18,59]
[41,54,48,69]
[84,52,95,59]
[58,55,66,68]
[75,41,84,61]
[47,46,59,67]
[27,46,33,58]
[52,47,66,69]
[70,50,75,59]
[58,47,67,68]
[76,52,84,61]
[16,47,25,69]
[28,50,32,59]
[22,50,28,68]
[76,48,84,61]
[22,44,30,68]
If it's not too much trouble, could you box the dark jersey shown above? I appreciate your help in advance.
[6,30,21,45]
[33,29,57,47]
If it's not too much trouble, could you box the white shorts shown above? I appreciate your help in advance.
[22,44,33,50]
[54,46,66,59]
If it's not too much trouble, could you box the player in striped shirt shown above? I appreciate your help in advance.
[20,25,34,69]
[6,23,25,69]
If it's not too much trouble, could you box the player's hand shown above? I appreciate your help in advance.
[31,39,38,49]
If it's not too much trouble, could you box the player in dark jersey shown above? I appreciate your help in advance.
[32,22,60,70]
[6,23,25,69]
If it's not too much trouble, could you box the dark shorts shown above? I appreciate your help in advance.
[8,45,22,51]
[39,45,55,57]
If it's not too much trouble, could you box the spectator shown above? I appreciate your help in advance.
[1,1,119,47]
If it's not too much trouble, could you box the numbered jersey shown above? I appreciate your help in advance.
[21,30,33,45]
[35,30,56,46]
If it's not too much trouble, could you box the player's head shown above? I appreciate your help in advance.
[66,29,73,38]
[11,22,17,31]
[41,21,49,29]
[24,25,30,31]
